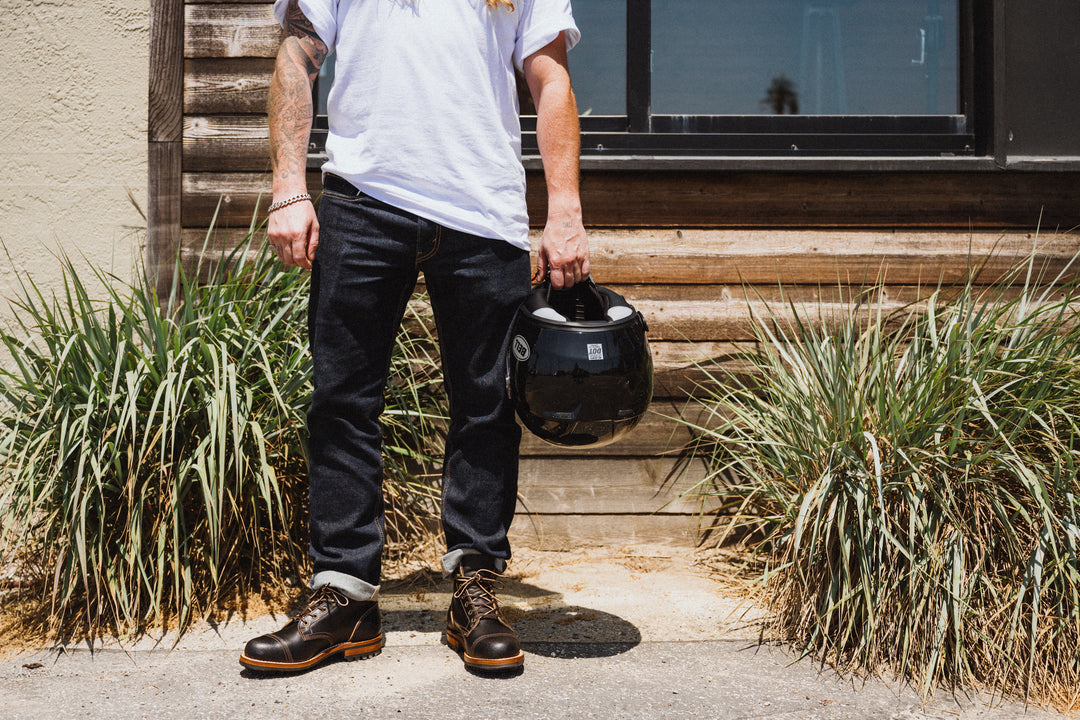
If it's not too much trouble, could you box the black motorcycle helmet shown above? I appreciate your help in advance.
[507,277,653,448]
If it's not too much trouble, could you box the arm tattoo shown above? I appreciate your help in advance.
[268,2,328,185]
[283,1,328,81]
[269,57,313,183]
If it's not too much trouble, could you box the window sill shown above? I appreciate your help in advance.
[308,153,1080,174]
[522,155,1001,172]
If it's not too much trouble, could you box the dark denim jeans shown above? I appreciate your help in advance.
[307,176,530,598]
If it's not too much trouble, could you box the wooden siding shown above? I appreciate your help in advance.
[184,58,275,114]
[168,2,1080,549]
[148,0,186,299]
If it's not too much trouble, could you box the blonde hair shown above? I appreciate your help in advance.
[486,0,515,9]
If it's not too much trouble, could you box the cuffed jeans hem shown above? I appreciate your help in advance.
[310,570,380,601]
[441,548,507,576]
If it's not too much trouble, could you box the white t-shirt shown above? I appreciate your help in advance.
[273,0,580,250]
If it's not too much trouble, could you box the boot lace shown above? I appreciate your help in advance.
[296,585,349,628]
[454,569,506,633]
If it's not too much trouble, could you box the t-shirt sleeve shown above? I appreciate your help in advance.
[513,0,581,70]
[272,0,339,51]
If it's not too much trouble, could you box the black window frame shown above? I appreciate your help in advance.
[312,0,985,168]
[522,0,981,162]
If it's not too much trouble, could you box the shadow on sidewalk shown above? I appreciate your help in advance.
[237,568,641,679]
[379,567,642,658]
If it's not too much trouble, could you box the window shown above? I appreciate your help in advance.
[526,0,976,158]
[313,0,978,162]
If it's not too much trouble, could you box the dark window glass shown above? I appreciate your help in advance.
[314,0,972,159]
[651,0,959,116]
[568,0,627,116]
[316,51,335,117]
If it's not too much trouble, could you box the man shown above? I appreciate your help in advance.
[240,0,589,674]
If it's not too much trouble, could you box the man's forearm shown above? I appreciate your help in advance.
[269,2,328,197]
[269,42,315,195]
[534,74,583,221]
[523,34,589,288]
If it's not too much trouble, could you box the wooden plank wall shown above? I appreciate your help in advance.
[178,2,1080,550]
[148,0,186,299]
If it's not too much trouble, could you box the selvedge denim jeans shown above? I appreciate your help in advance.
[307,177,530,599]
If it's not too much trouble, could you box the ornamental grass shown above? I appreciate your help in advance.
[0,227,445,640]
[680,247,1080,706]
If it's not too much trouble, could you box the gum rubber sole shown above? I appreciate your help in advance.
[239,634,385,672]
[445,628,525,671]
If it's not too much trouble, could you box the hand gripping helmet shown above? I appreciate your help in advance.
[507,278,653,448]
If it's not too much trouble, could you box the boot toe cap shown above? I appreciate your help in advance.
[471,632,522,662]
[243,633,289,663]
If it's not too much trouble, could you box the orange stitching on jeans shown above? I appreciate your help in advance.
[416,223,441,265]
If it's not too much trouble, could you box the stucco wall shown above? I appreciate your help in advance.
[0,0,148,332]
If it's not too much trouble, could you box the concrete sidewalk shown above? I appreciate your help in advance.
[0,548,1063,719]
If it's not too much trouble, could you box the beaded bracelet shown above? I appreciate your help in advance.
[268,193,312,214]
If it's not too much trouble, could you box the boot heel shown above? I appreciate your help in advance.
[444,629,464,652]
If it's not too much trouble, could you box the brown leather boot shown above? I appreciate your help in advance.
[240,585,383,672]
[445,554,524,672]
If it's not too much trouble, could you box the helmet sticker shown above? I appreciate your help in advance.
[511,334,531,362]
[587,343,604,361]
